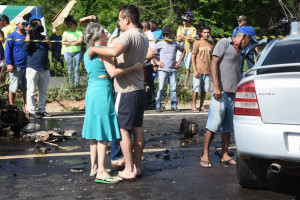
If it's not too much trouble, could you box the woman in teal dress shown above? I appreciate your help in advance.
[82,23,142,184]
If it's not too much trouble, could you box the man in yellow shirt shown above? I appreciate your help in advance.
[0,15,15,50]
[176,10,196,89]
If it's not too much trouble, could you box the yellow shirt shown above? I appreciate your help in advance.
[176,26,196,52]
[2,24,15,50]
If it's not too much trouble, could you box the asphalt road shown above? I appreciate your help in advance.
[0,110,299,200]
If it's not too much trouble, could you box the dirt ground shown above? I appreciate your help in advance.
[46,100,86,112]
[45,100,211,112]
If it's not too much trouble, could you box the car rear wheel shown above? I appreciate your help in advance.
[236,153,267,189]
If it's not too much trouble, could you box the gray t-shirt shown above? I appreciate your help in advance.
[153,41,184,72]
[114,28,149,93]
[212,37,241,93]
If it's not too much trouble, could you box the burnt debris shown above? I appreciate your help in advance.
[179,118,199,138]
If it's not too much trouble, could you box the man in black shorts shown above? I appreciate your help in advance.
[88,4,149,180]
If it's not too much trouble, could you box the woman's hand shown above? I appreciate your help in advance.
[88,47,95,60]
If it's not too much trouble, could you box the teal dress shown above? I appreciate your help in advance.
[82,45,121,141]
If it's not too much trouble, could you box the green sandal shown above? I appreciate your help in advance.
[95,177,119,184]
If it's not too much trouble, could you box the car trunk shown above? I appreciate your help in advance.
[254,71,300,125]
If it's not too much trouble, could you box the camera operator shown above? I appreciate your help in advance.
[23,18,52,119]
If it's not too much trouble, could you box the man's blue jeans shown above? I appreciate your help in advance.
[156,70,178,108]
[64,51,82,86]
[110,139,123,161]
[240,52,254,78]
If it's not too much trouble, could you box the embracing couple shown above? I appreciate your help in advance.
[81,4,150,184]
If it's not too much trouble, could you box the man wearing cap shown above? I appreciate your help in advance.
[176,10,197,89]
[0,14,15,49]
[152,27,186,112]
[5,18,27,110]
[199,26,255,168]
[232,15,257,78]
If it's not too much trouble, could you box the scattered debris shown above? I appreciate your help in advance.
[69,164,85,173]
[34,145,51,154]
[0,97,29,136]
[179,118,199,138]
[162,154,170,160]
[22,128,77,143]
[22,128,77,152]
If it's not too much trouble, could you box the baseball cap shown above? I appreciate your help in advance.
[0,14,9,21]
[162,27,171,34]
[237,15,247,21]
[16,17,25,24]
[237,26,257,42]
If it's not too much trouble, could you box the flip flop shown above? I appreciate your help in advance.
[90,169,112,177]
[192,109,199,113]
[220,158,236,168]
[116,174,136,182]
[94,177,119,184]
[200,108,209,112]
[200,160,213,168]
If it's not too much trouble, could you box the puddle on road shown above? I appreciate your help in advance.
[0,119,66,143]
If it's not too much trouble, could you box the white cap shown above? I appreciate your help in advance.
[16,17,25,24]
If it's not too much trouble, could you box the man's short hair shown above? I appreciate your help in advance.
[201,26,211,32]
[119,4,140,25]
[149,19,157,26]
[0,14,9,22]
[141,21,150,30]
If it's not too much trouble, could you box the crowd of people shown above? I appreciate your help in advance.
[0,4,258,183]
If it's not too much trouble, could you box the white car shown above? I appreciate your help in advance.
[233,22,300,189]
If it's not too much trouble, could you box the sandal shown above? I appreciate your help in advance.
[95,177,118,184]
[200,160,213,168]
[220,158,236,168]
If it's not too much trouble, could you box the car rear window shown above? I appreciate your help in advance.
[262,40,300,65]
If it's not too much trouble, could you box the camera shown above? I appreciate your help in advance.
[278,17,295,35]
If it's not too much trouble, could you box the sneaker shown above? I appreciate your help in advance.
[38,112,52,117]
[156,107,162,112]
[29,112,42,119]
[171,107,181,112]
[111,157,125,167]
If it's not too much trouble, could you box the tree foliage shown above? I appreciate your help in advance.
[3,0,299,37]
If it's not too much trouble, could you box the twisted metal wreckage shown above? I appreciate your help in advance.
[0,96,77,153]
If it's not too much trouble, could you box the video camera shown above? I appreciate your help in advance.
[22,13,31,27]
[278,17,295,35]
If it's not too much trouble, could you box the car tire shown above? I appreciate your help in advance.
[236,152,267,189]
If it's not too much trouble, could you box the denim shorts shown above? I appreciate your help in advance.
[193,74,212,92]
[176,51,192,69]
[9,66,27,93]
[206,92,235,134]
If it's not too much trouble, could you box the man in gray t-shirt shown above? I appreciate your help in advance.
[88,4,148,181]
[200,26,256,168]
[152,27,185,112]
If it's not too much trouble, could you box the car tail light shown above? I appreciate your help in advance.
[234,80,261,116]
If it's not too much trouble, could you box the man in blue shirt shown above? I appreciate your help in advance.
[232,15,258,78]
[5,17,27,110]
